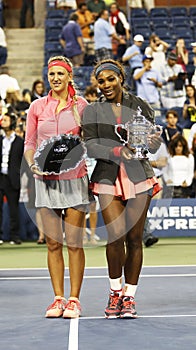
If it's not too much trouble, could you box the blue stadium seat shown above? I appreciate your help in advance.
[131,8,148,18]
[132,24,151,35]
[131,17,150,28]
[169,7,188,17]
[47,9,65,18]
[132,27,151,40]
[151,17,170,29]
[45,28,62,41]
[172,28,193,40]
[150,7,169,17]
[45,18,66,30]
[172,23,192,33]
[152,23,170,32]
[189,7,196,17]
[154,27,171,40]
[172,16,191,28]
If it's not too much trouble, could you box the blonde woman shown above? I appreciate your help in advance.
[24,56,89,318]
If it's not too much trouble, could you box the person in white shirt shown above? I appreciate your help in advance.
[0,65,20,101]
[163,134,194,198]
[145,34,169,73]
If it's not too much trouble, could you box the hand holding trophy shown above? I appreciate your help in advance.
[115,107,162,159]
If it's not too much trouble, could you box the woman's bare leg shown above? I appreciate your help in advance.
[124,193,151,285]
[99,195,126,279]
[40,207,64,296]
[64,207,85,298]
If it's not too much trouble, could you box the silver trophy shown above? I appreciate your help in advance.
[115,107,162,159]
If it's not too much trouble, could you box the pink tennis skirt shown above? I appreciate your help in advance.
[91,162,161,201]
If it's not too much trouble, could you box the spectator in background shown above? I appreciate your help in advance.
[172,38,189,72]
[84,85,99,103]
[109,2,130,60]
[0,65,20,101]
[130,0,155,12]
[145,34,169,73]
[0,27,7,65]
[163,135,194,198]
[182,84,196,129]
[122,34,144,72]
[0,111,24,245]
[15,89,31,113]
[87,0,106,20]
[75,3,95,57]
[59,13,85,67]
[133,54,162,116]
[160,52,186,109]
[161,109,183,148]
[4,88,20,114]
[94,9,125,62]
[56,0,77,10]
[31,79,45,102]
[20,0,34,28]
[122,34,144,91]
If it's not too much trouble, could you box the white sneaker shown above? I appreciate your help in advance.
[63,298,81,318]
[0,240,3,245]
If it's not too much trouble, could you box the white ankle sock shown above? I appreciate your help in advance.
[124,284,137,298]
[109,277,122,292]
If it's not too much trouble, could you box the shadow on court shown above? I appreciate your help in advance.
[0,266,196,350]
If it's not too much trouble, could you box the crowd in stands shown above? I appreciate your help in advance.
[0,1,196,244]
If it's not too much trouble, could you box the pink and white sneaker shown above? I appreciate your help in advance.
[63,297,81,318]
[45,296,67,318]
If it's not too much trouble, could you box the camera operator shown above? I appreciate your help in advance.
[145,34,169,73]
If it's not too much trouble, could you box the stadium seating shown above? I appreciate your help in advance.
[169,7,188,17]
[43,3,196,93]
[131,8,148,18]
[150,7,169,18]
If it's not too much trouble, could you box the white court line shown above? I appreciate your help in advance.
[79,314,196,320]
[1,273,196,281]
[68,318,79,350]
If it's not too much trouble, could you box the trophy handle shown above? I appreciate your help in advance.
[154,124,163,135]
[115,124,128,144]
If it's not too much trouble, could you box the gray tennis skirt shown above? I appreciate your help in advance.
[35,175,89,209]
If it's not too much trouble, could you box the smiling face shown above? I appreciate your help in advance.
[48,65,71,95]
[96,70,123,103]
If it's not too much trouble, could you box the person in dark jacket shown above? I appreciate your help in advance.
[0,111,24,244]
[83,59,162,319]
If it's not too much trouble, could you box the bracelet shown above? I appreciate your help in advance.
[29,163,35,169]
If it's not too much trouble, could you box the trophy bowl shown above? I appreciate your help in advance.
[115,113,162,159]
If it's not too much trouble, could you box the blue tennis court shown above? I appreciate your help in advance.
[0,266,196,350]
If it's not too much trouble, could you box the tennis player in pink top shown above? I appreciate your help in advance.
[24,56,89,318]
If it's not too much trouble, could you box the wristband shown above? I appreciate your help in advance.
[113,146,123,157]
[29,163,35,169]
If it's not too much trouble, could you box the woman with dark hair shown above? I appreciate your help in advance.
[31,79,45,101]
[172,38,189,72]
[24,56,89,318]
[183,84,196,129]
[163,134,194,198]
[83,58,162,319]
